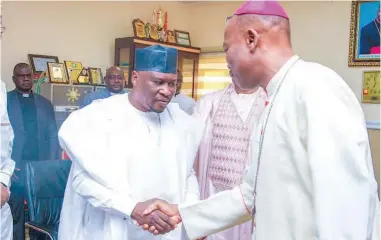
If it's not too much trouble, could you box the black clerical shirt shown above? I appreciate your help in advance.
[16,91,39,161]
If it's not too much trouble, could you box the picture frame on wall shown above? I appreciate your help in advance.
[89,67,104,86]
[47,62,69,84]
[362,70,380,104]
[174,30,191,46]
[28,54,59,73]
[348,0,380,67]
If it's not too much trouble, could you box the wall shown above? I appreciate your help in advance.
[189,1,380,122]
[2,2,379,122]
[1,1,191,88]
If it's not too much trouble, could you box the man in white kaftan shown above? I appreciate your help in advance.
[1,80,16,240]
[141,1,380,239]
[58,45,203,240]
[193,83,266,240]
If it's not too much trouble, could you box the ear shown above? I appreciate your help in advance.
[131,70,138,87]
[246,28,259,53]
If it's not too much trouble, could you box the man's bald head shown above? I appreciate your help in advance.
[104,66,124,93]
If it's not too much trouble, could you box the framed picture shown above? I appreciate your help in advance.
[348,1,380,67]
[77,68,90,84]
[89,67,104,85]
[64,61,83,84]
[174,30,191,46]
[362,70,380,103]
[47,62,69,84]
[132,18,147,38]
[166,30,176,43]
[28,54,59,73]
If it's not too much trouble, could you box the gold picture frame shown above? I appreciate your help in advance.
[89,67,104,86]
[64,61,83,84]
[77,68,90,84]
[47,62,69,84]
[166,30,176,43]
[132,18,146,39]
[348,1,380,67]
[362,70,380,104]
[149,24,159,41]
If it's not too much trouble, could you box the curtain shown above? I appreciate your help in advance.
[195,52,231,100]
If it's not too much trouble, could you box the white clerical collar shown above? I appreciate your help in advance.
[265,55,299,98]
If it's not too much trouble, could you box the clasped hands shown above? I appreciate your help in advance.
[131,199,181,235]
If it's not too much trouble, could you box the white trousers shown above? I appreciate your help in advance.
[1,203,13,240]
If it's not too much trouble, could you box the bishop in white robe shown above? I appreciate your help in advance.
[140,1,380,239]
[0,80,15,240]
[58,45,203,240]
[193,83,266,240]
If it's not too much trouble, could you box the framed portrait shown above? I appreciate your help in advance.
[174,30,191,46]
[348,1,380,67]
[89,67,104,86]
[47,62,69,84]
[28,54,59,73]
[166,30,176,43]
[64,61,83,84]
[362,70,380,103]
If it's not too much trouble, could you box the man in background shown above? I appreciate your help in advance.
[7,62,60,240]
[58,45,203,240]
[81,66,127,108]
[193,80,266,239]
[1,80,16,240]
[171,69,196,115]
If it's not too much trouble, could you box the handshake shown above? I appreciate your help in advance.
[131,199,181,235]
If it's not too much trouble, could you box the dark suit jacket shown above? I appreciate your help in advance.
[7,90,60,194]
[7,90,60,164]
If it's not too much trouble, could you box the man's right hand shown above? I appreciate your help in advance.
[141,199,182,235]
[132,199,178,235]
[0,184,10,208]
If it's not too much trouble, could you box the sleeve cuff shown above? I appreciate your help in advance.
[0,172,11,188]
[111,191,139,217]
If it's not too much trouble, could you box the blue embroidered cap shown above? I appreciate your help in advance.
[135,44,178,74]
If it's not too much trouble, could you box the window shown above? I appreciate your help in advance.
[195,52,231,100]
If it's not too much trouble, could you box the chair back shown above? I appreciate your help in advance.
[24,160,71,226]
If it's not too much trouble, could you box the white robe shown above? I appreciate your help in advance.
[0,80,15,240]
[193,85,266,240]
[171,93,196,115]
[179,56,379,240]
[58,93,204,240]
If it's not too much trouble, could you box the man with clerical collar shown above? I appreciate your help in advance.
[140,1,379,240]
[58,44,203,240]
[81,66,127,108]
[7,62,60,240]
[171,69,196,115]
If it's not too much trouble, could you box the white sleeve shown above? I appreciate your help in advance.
[302,69,379,239]
[183,168,200,205]
[0,81,15,187]
[59,105,138,216]
[71,162,138,217]
[179,155,256,239]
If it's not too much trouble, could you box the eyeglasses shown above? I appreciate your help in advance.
[105,75,123,81]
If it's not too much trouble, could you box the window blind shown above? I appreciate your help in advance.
[195,52,231,100]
